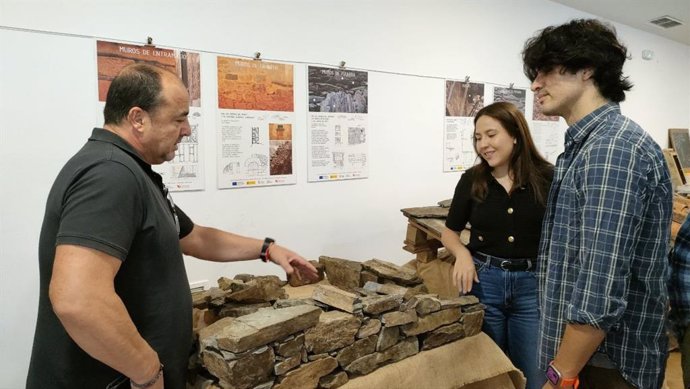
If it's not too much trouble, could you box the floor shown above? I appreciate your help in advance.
[665,351,684,389]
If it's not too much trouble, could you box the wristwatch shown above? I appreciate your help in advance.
[260,237,275,263]
[546,362,579,388]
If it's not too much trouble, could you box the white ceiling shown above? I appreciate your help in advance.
[549,0,690,45]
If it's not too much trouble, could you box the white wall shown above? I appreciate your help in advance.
[1,0,689,387]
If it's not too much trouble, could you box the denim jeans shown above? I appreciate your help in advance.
[471,254,544,389]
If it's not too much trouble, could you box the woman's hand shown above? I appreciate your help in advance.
[452,252,479,294]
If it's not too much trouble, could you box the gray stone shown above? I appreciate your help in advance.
[357,318,381,339]
[273,298,318,309]
[401,308,462,336]
[273,357,338,389]
[217,277,247,292]
[319,256,362,293]
[251,381,274,389]
[362,259,422,286]
[381,310,417,327]
[337,334,378,367]
[233,274,255,282]
[438,199,452,208]
[376,326,399,352]
[207,287,226,308]
[421,322,465,350]
[463,310,484,336]
[311,284,360,313]
[304,310,361,354]
[201,345,274,389]
[274,354,302,375]
[199,305,321,353]
[362,281,407,296]
[319,371,349,389]
[274,333,304,358]
[361,294,402,315]
[218,302,271,318]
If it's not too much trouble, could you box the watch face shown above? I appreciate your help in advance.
[546,365,560,385]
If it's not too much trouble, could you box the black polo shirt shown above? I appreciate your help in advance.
[446,167,551,259]
[28,128,194,389]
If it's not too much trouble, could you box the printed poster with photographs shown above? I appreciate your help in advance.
[307,66,368,182]
[216,57,296,189]
[444,81,485,172]
[530,93,565,163]
[95,40,204,192]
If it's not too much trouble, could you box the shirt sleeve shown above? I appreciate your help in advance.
[445,169,474,231]
[56,161,143,261]
[176,205,194,239]
[565,138,649,331]
[670,218,690,335]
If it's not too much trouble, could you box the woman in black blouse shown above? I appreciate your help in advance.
[441,101,553,389]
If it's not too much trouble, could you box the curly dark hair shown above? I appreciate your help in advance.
[522,19,632,102]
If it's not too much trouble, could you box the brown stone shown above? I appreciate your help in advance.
[273,298,318,309]
[378,336,419,364]
[356,318,381,339]
[304,311,361,354]
[343,353,381,376]
[403,284,429,300]
[361,294,402,315]
[362,259,422,286]
[438,199,452,208]
[381,310,417,327]
[274,354,302,375]
[273,356,338,389]
[414,294,442,315]
[225,276,287,303]
[207,287,227,308]
[217,276,246,291]
[319,256,362,292]
[376,326,399,352]
[359,270,379,287]
[199,305,321,353]
[201,345,274,389]
[274,333,304,358]
[311,284,361,313]
[336,334,378,367]
[421,322,465,350]
[400,206,449,219]
[401,307,462,336]
[319,371,349,389]
[463,310,484,336]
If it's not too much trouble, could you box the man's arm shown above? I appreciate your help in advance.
[49,244,162,387]
[543,324,606,388]
[180,224,318,280]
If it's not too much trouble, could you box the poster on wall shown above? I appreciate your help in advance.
[530,93,565,163]
[216,56,296,189]
[444,80,485,172]
[95,40,204,192]
[307,66,368,182]
[493,86,526,114]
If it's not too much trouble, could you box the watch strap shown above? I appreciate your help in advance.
[260,237,275,263]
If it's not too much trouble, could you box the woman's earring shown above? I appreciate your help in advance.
[513,139,517,144]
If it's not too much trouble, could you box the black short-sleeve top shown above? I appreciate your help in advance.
[445,167,551,259]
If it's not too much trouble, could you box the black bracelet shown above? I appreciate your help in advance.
[130,363,163,389]
[260,237,275,263]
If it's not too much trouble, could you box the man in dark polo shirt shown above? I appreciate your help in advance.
[26,63,318,389]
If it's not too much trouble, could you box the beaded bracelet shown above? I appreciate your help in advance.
[130,363,163,389]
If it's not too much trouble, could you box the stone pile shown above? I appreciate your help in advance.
[189,256,484,389]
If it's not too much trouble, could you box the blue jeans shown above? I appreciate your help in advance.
[471,254,545,389]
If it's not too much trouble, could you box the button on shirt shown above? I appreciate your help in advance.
[538,103,672,389]
[446,167,550,259]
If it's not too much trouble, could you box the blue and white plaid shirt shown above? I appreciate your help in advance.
[670,216,690,338]
[537,103,672,389]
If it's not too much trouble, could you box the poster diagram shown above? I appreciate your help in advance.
[493,86,526,114]
[307,66,368,182]
[216,56,296,188]
[95,40,204,191]
[444,81,485,172]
